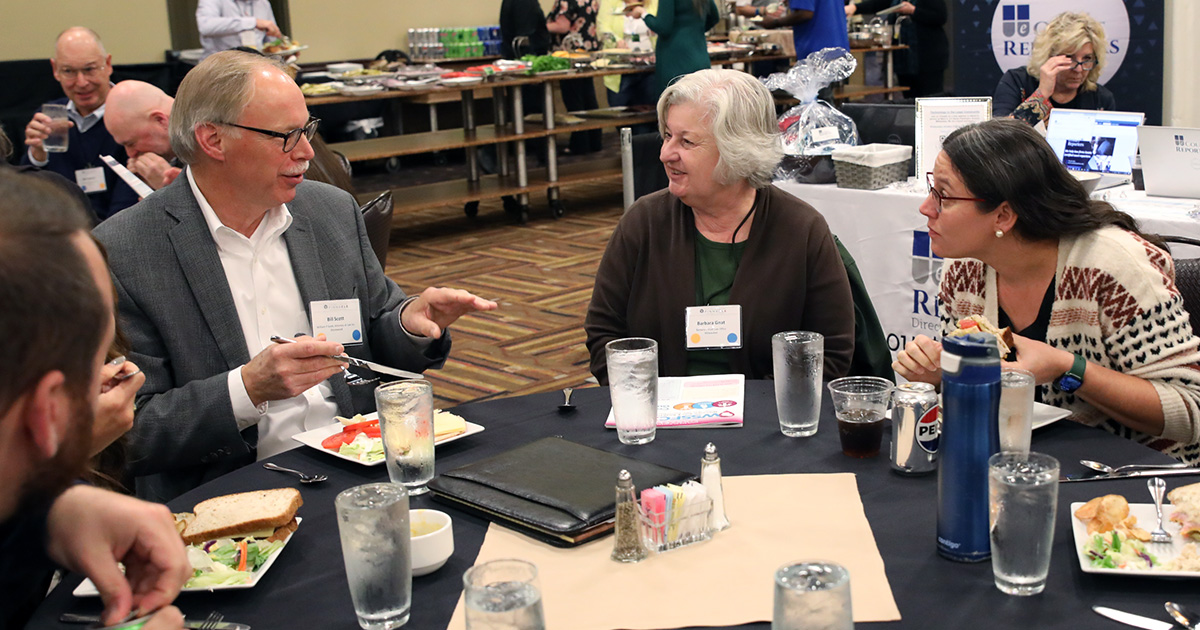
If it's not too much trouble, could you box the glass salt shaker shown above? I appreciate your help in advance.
[701,443,731,531]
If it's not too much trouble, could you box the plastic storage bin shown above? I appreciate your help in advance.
[831,143,913,190]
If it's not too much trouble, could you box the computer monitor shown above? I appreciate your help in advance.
[1045,108,1144,186]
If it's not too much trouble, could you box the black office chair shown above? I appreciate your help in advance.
[359,191,394,270]
[1160,235,1200,334]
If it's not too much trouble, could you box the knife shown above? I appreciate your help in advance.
[1093,605,1174,630]
[58,612,251,630]
[1060,467,1200,483]
[269,335,421,380]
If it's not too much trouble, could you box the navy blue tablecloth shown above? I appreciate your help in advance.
[33,381,1200,629]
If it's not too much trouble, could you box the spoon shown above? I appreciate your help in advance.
[1166,602,1199,630]
[1079,459,1189,475]
[559,387,576,413]
[263,462,328,484]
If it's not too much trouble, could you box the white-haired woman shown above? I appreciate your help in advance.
[993,12,1115,125]
[585,69,854,383]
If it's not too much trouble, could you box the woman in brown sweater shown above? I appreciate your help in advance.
[585,69,854,383]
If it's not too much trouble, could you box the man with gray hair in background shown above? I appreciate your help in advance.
[94,51,496,501]
[22,27,138,220]
[105,80,181,191]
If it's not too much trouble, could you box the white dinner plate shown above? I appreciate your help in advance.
[1070,503,1200,577]
[74,518,302,595]
[440,76,484,85]
[263,45,308,57]
[292,412,485,467]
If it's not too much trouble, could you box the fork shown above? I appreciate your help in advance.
[198,611,224,630]
[263,462,328,484]
[1147,477,1173,544]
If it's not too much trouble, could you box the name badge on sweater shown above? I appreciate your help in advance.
[685,305,742,350]
[75,167,107,194]
[311,299,364,345]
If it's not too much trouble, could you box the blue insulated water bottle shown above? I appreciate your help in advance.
[937,332,1001,562]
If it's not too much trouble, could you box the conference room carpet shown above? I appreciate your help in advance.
[369,174,624,407]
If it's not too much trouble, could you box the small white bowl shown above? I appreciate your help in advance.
[1070,170,1103,195]
[410,509,454,576]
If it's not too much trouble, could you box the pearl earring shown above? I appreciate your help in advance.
[995,230,1004,238]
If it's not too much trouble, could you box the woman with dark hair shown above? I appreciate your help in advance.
[625,0,719,97]
[895,118,1200,465]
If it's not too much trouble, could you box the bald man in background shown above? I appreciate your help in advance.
[105,81,181,191]
[22,27,137,220]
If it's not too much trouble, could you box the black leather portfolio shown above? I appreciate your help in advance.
[428,437,693,547]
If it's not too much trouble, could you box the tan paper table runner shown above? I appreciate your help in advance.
[449,473,900,629]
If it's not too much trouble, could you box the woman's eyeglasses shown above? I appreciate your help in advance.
[926,173,985,212]
[1065,56,1096,71]
[219,116,320,153]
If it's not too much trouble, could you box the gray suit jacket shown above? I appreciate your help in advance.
[94,176,450,502]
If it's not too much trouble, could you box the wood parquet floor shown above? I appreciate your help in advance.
[377,179,623,407]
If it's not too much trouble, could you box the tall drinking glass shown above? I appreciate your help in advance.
[463,559,546,630]
[772,561,853,630]
[375,380,435,495]
[605,338,658,445]
[336,483,411,629]
[41,103,70,153]
[988,452,1059,596]
[772,331,824,437]
[998,368,1035,455]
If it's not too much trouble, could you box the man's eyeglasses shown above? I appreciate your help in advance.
[1065,56,1096,71]
[926,173,985,213]
[57,65,105,80]
[219,116,320,153]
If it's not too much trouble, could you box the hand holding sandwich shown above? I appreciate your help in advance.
[45,486,190,626]
[893,334,943,384]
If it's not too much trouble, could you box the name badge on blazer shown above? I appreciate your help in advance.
[685,305,742,350]
[311,299,363,345]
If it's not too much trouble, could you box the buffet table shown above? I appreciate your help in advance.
[32,382,1200,629]
[773,181,1200,361]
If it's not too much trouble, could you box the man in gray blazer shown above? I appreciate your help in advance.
[94,51,496,501]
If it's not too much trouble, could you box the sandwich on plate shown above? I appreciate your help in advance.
[174,488,303,588]
[1168,481,1200,541]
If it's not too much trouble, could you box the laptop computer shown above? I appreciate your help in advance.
[1045,108,1145,190]
[1137,125,1200,199]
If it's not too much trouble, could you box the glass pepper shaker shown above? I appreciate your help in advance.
[701,443,731,531]
[611,469,648,563]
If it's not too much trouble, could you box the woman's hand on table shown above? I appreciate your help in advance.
[46,486,190,626]
[893,334,943,385]
[1006,334,1074,385]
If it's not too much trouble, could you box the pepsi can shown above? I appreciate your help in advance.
[936,332,1000,563]
[890,382,938,475]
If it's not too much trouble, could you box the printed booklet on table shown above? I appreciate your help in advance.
[605,374,745,429]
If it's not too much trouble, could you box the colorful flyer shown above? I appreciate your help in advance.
[605,374,745,429]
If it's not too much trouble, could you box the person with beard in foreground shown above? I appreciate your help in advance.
[0,171,189,629]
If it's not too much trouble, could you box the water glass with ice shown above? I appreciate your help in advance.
[375,380,435,495]
[605,337,658,445]
[998,368,1035,455]
[41,103,70,153]
[827,376,894,458]
[336,483,411,629]
[463,558,546,630]
[988,451,1059,596]
[772,561,853,630]
[772,331,824,437]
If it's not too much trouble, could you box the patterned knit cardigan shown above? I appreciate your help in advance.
[938,226,1200,465]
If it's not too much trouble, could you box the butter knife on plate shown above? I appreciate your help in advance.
[1093,605,1173,630]
[58,612,250,630]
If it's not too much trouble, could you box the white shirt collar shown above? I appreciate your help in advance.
[66,100,105,133]
[186,167,293,243]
